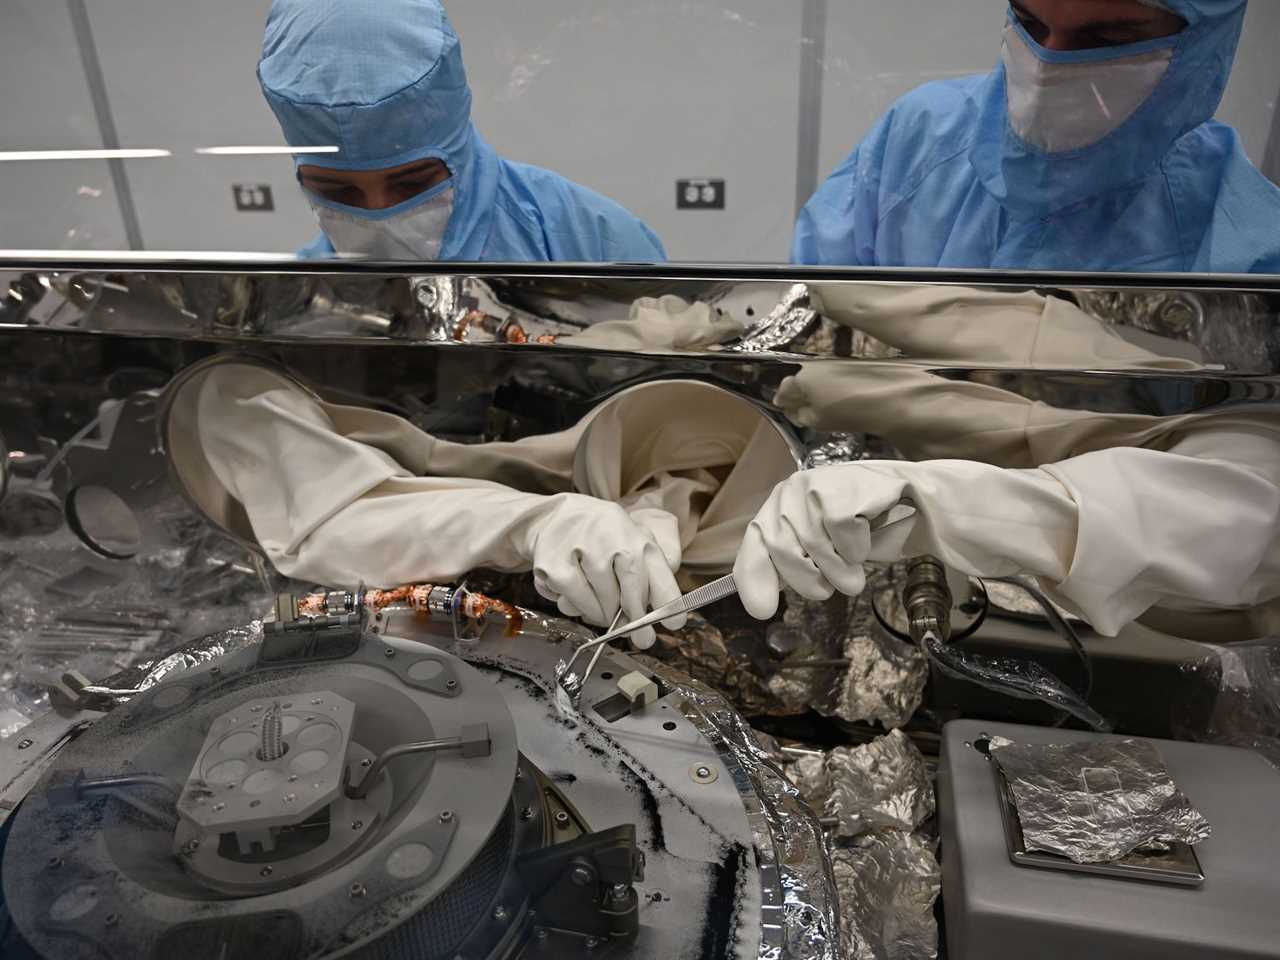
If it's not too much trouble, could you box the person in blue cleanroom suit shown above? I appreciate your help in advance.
[794,0,1280,274]
[258,0,665,263]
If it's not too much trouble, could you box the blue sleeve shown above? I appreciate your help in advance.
[296,232,335,259]
[792,113,892,266]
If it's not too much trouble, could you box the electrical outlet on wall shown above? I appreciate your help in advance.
[676,178,725,210]
[232,184,275,212]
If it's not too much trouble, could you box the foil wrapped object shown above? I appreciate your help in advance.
[990,736,1212,864]
[831,832,940,960]
[803,434,868,470]
[639,657,841,960]
[786,731,934,838]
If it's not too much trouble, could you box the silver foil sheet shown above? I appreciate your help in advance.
[831,832,940,960]
[825,731,934,837]
[1191,638,1280,770]
[803,434,868,470]
[990,736,1211,863]
[639,657,841,960]
[784,731,933,839]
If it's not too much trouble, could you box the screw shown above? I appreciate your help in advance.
[311,698,323,705]
[492,904,509,923]
[351,820,364,831]
[585,937,600,950]
[520,806,535,822]
[383,647,396,658]
[349,882,366,899]
[445,679,458,690]
[360,758,372,768]
[439,810,454,823]
[554,811,570,829]
[212,802,225,812]
[570,865,594,887]
[16,739,32,750]
[612,883,629,901]
[697,766,711,778]
[282,793,296,803]
[260,866,273,877]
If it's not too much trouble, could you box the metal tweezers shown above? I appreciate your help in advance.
[560,574,739,687]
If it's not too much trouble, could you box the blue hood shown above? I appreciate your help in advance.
[258,0,499,259]
[970,0,1249,214]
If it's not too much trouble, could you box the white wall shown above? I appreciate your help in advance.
[0,1,127,250]
[1,0,1276,261]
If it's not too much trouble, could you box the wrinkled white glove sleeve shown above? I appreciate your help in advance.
[197,372,683,647]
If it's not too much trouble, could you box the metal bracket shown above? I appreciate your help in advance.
[516,824,644,941]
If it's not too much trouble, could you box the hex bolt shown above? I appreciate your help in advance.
[439,809,454,824]
[695,766,712,779]
[445,679,458,690]
[570,865,595,887]
[520,806,535,822]
[492,904,509,923]
[611,883,630,901]
[351,820,364,831]
[349,882,366,899]
[383,647,396,659]
[16,739,32,750]
[260,866,273,878]
[554,811,570,829]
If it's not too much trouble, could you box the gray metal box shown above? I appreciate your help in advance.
[939,720,1280,960]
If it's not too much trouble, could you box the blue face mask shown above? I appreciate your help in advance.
[305,177,455,260]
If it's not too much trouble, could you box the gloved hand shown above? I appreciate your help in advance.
[524,495,686,649]
[733,459,1077,621]
[561,295,745,352]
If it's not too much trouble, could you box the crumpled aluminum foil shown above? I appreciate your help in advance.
[784,732,934,838]
[101,620,264,693]
[990,736,1211,864]
[803,434,868,470]
[638,657,841,960]
[831,832,940,960]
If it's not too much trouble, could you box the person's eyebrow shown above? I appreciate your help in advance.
[386,160,444,182]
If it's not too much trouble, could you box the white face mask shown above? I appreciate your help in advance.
[310,186,454,260]
[1001,24,1174,154]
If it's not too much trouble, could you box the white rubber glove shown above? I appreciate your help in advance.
[196,365,685,648]
[734,427,1280,635]
[733,459,1075,621]
[560,295,745,352]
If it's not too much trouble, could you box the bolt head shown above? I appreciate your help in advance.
[445,679,458,690]
[439,809,454,823]
[212,802,225,812]
[570,865,595,887]
[554,810,570,827]
[383,647,395,658]
[492,904,509,922]
[16,739,32,750]
[351,819,364,831]
[349,882,366,899]
[611,883,630,900]
[520,806,535,822]
[585,937,600,950]
[260,866,273,877]
[360,758,372,767]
